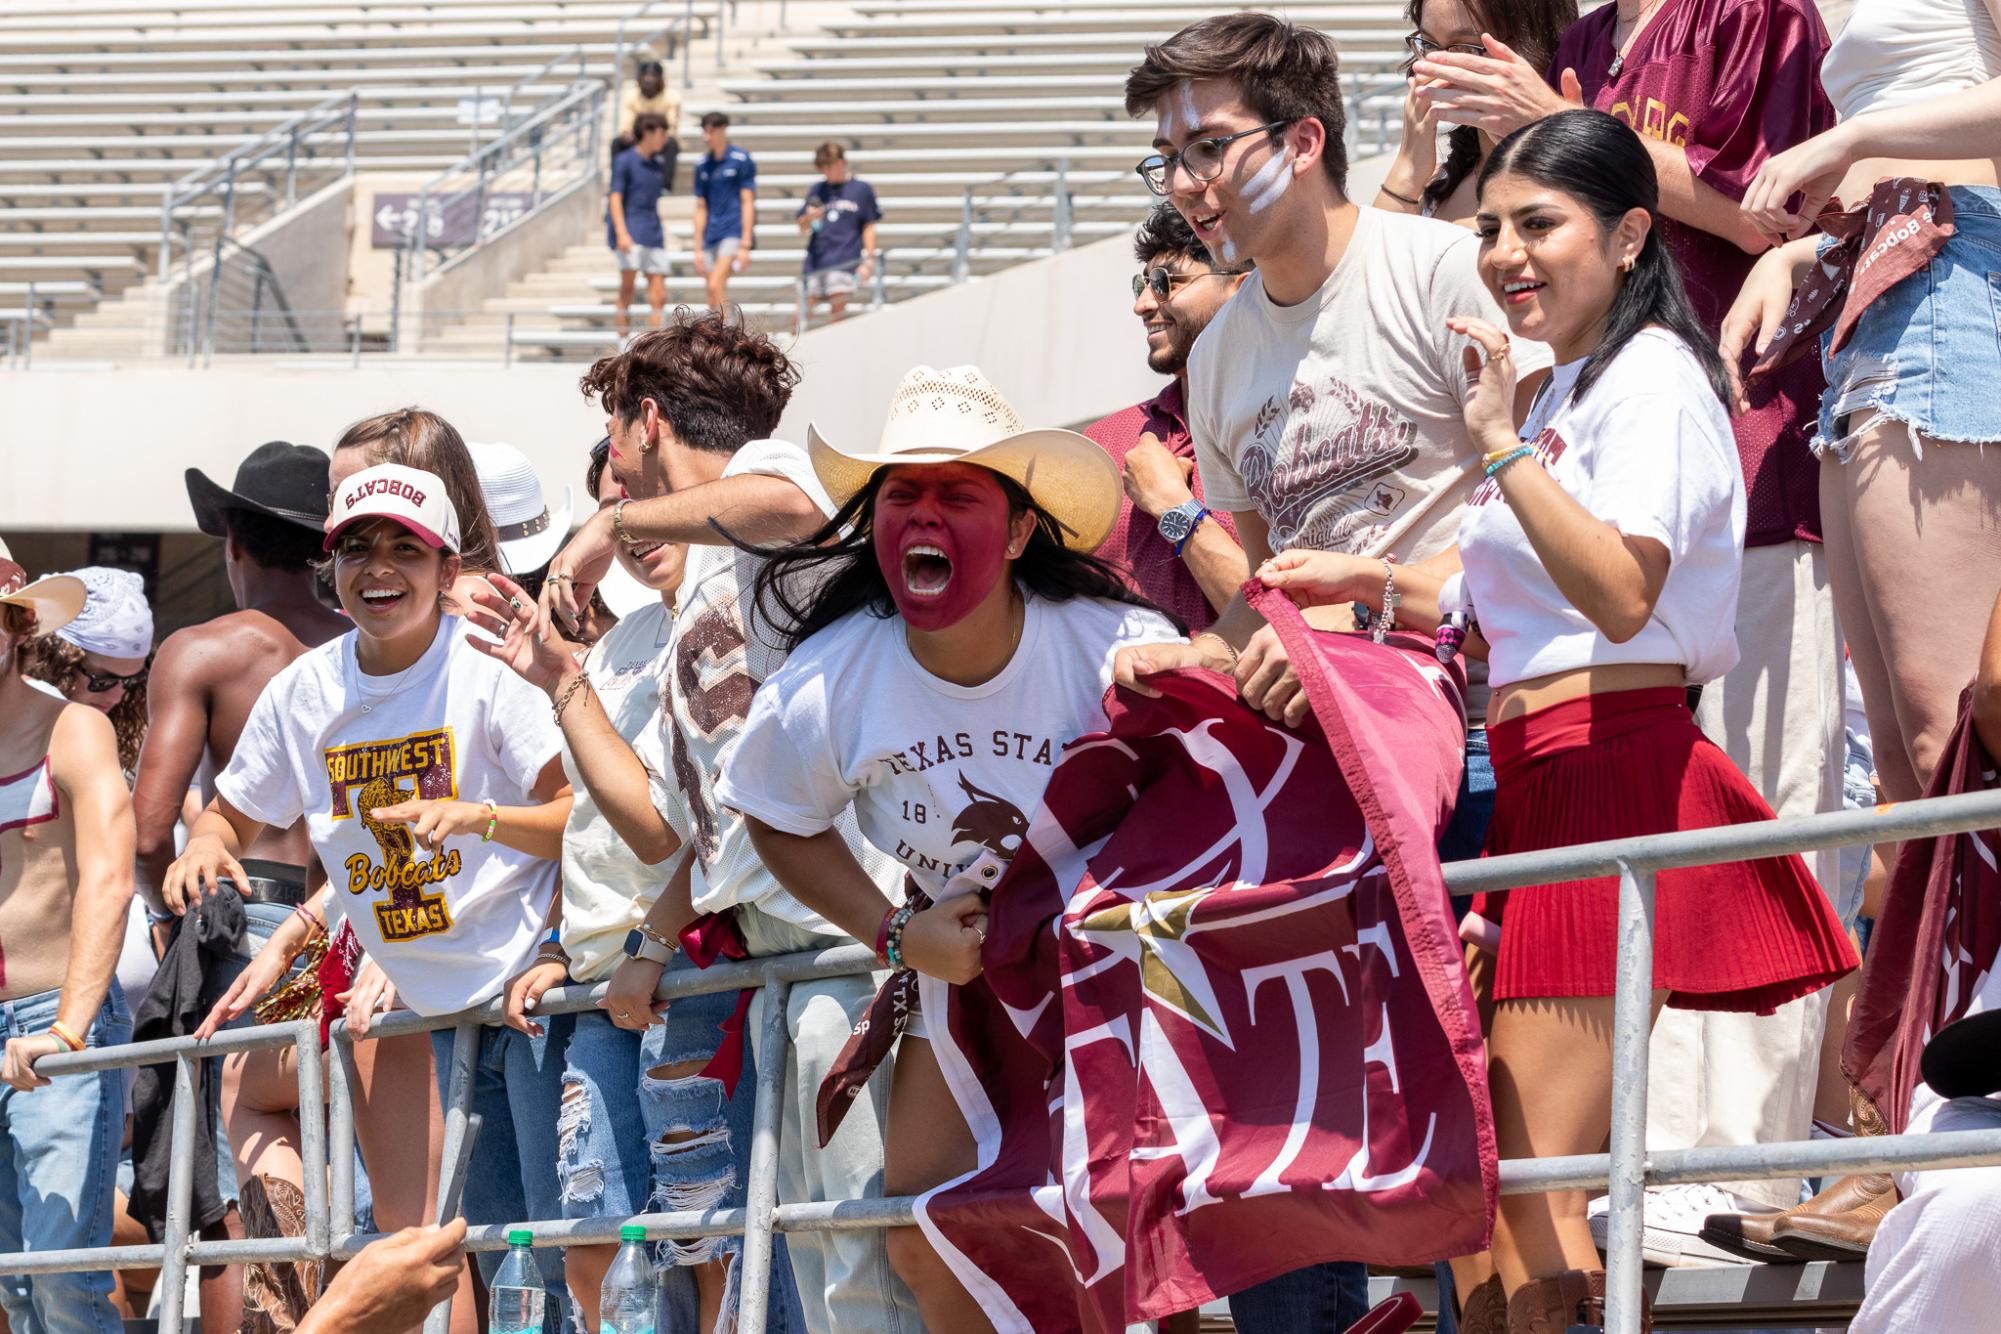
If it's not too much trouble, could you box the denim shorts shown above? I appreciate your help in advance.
[1817,185,2001,459]
[207,897,301,1207]
[557,950,749,1268]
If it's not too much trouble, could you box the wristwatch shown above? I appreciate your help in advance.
[1157,499,1211,554]
[623,926,678,965]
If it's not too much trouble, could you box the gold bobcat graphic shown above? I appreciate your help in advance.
[326,730,459,943]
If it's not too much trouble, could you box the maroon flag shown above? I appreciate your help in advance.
[1846,690,2001,1133]
[914,587,1496,1332]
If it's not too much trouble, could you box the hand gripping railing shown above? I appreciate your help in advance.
[6,786,2001,1334]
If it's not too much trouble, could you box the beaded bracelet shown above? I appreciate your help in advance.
[1373,556,1400,646]
[292,901,325,938]
[481,799,500,844]
[1484,445,1536,479]
[883,903,918,972]
[874,905,897,966]
[48,1021,85,1053]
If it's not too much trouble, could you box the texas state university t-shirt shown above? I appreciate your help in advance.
[217,617,563,1016]
[1553,0,1834,544]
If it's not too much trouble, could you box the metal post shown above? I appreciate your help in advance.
[204,165,240,366]
[345,92,359,177]
[284,131,298,208]
[530,137,544,213]
[1604,862,1656,1334]
[953,187,973,284]
[717,0,728,66]
[424,1022,480,1334]
[1053,157,1072,250]
[294,1024,330,1257]
[388,242,406,354]
[21,282,33,370]
[156,1054,200,1334]
[329,1032,359,1251]
[681,0,695,89]
[795,275,807,337]
[735,974,793,1334]
[873,255,886,310]
[504,312,516,367]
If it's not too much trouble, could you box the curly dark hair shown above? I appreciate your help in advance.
[744,469,1181,651]
[22,635,148,772]
[1132,200,1251,272]
[580,311,798,453]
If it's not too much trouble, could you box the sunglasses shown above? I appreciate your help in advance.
[1131,267,1225,301]
[1136,119,1292,197]
[589,435,611,466]
[1405,33,1489,59]
[81,662,148,693]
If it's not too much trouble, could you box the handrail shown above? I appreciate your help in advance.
[499,44,587,141]
[615,0,706,103]
[157,90,359,281]
[2,788,1998,1330]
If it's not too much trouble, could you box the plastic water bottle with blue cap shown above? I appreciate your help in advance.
[600,1223,658,1334]
[490,1229,547,1334]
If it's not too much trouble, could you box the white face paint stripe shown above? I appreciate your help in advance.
[1243,145,1293,214]
[1220,238,1239,263]
[1174,80,1200,137]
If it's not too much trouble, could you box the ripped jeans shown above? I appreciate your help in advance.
[558,953,801,1332]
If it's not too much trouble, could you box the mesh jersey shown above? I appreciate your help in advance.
[649,439,904,929]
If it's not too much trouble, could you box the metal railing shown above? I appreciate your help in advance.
[501,45,590,141]
[614,0,719,102]
[793,251,890,334]
[157,91,360,284]
[402,81,605,286]
[3,787,2000,1330]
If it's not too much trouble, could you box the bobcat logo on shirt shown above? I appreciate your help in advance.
[325,728,459,943]
[1240,376,1419,551]
[950,773,1028,861]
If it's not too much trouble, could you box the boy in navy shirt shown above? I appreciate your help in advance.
[691,111,757,311]
[796,142,881,323]
[608,112,672,339]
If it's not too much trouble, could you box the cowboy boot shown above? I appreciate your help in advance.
[1508,1268,1653,1334]
[1459,1272,1509,1334]
[1769,1172,1898,1261]
[1699,1172,1896,1262]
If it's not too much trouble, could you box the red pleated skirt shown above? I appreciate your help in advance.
[1478,687,1858,1011]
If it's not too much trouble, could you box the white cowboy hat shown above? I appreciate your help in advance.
[0,538,86,637]
[807,364,1121,552]
[469,441,573,576]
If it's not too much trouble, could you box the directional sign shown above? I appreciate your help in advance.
[370,191,533,249]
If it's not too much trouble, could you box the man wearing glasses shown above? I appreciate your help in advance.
[1082,203,1250,634]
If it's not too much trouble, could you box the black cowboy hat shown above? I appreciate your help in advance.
[1921,1009,2001,1100]
[185,441,332,537]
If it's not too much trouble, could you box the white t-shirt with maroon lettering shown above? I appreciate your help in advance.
[1188,206,1552,564]
[716,595,1180,900]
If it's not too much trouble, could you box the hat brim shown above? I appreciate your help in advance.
[323,514,456,554]
[1921,1009,2001,1100]
[807,424,1121,553]
[498,489,573,577]
[0,575,87,638]
[185,466,327,538]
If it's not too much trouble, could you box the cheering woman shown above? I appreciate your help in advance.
[713,366,1181,1332]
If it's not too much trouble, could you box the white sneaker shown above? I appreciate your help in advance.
[1587,1183,1769,1267]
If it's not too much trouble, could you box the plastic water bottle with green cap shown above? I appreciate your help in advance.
[600,1223,658,1334]
[490,1229,547,1334]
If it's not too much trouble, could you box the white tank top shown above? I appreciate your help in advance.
[1821,0,2001,119]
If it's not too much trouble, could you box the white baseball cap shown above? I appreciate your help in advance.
[323,462,463,554]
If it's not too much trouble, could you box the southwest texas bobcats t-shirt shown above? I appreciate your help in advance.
[217,617,562,1016]
[716,596,1181,899]
[1188,206,1552,564]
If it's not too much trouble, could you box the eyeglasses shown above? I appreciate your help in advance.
[1131,267,1224,301]
[81,662,148,693]
[1135,120,1292,196]
[1404,33,1490,60]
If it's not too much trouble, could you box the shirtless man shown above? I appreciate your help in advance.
[130,442,345,1334]
[0,545,136,1334]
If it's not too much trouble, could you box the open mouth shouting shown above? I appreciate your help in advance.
[358,586,409,613]
[1500,277,1548,307]
[901,543,954,599]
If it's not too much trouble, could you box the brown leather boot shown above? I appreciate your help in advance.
[1507,1269,1652,1333]
[1698,1172,1896,1262]
[1769,1172,1898,1261]
[1458,1272,1508,1334]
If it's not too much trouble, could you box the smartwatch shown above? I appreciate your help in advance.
[1157,499,1211,555]
[623,927,677,965]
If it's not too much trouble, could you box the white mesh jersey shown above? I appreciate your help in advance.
[651,438,904,930]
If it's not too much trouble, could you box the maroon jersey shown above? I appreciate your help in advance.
[1553,0,1834,545]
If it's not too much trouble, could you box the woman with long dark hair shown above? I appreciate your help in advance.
[713,366,1180,1333]
[1261,110,1856,1330]
[1375,0,1576,223]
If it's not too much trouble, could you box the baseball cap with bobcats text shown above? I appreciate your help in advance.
[323,463,462,553]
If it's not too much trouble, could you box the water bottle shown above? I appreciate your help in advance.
[600,1224,658,1334]
[490,1229,547,1334]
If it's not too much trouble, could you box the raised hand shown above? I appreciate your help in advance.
[465,572,582,691]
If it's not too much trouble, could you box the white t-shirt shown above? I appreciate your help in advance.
[655,438,898,927]
[1456,329,1744,690]
[216,617,563,1016]
[716,595,1181,900]
[559,598,687,982]
[1188,206,1553,563]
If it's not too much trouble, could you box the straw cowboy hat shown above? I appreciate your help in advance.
[807,365,1121,552]
[0,538,86,636]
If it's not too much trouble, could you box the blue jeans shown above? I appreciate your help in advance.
[1226,1256,1372,1333]
[432,1017,574,1331]
[0,989,130,1334]
[1439,728,1495,917]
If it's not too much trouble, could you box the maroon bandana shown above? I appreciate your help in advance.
[1755,178,1955,376]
